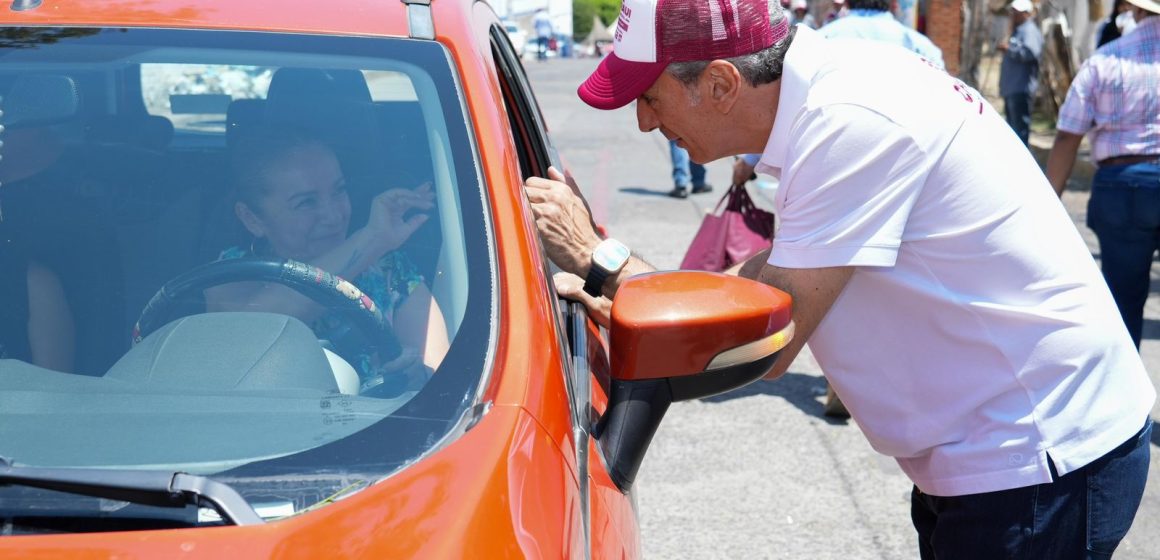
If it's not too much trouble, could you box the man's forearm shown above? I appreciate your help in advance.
[600,255,657,299]
[756,263,855,380]
[1046,131,1083,197]
[728,248,772,279]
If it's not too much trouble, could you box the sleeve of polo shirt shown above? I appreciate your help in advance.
[1056,61,1097,135]
[769,105,929,269]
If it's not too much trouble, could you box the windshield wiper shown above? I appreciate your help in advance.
[0,456,263,526]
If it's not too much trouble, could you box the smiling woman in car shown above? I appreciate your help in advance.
[205,125,449,387]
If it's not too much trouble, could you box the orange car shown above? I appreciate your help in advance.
[0,1,793,557]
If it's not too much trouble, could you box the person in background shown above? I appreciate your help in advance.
[824,0,848,24]
[819,0,944,70]
[1096,0,1138,48]
[1046,0,1160,349]
[668,139,712,198]
[790,0,818,28]
[533,9,555,61]
[997,0,1043,146]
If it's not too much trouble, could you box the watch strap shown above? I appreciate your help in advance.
[583,265,609,298]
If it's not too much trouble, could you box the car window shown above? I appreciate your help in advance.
[141,65,420,140]
[488,24,590,424]
[0,27,493,528]
[490,25,552,177]
[141,64,275,134]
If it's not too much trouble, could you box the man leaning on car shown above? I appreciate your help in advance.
[523,0,1155,557]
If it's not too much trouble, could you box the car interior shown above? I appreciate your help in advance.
[0,63,458,379]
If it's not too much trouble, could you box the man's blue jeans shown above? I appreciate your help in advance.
[1086,162,1160,347]
[669,139,706,188]
[536,36,550,60]
[912,419,1151,559]
[1004,93,1031,146]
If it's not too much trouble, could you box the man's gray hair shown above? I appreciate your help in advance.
[666,2,796,89]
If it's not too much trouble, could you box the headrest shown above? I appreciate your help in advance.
[262,68,382,178]
[265,68,372,108]
[226,98,265,147]
[2,74,79,129]
[138,116,174,150]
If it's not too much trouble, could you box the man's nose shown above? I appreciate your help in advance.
[636,100,659,133]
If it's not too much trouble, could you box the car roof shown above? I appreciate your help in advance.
[0,0,462,37]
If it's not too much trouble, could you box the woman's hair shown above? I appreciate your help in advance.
[666,3,797,89]
[230,124,332,212]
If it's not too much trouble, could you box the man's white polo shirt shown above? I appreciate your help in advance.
[756,27,1155,497]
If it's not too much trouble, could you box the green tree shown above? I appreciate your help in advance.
[573,0,619,42]
[573,0,596,41]
[595,0,620,28]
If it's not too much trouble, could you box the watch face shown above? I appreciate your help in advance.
[594,240,631,272]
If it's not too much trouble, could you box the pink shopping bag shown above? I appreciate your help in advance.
[680,184,774,272]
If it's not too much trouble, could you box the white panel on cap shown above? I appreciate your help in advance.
[612,0,659,63]
[727,0,741,35]
[708,0,727,41]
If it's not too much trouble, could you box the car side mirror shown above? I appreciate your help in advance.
[597,271,794,492]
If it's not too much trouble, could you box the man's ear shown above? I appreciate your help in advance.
[235,201,266,238]
[704,59,742,114]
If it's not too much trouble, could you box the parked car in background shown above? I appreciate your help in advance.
[0,0,794,557]
[503,20,528,58]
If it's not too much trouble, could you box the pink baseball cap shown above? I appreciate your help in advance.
[578,0,790,110]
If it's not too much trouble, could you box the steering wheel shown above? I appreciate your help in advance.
[133,258,402,375]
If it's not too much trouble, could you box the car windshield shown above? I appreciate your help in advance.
[0,27,494,529]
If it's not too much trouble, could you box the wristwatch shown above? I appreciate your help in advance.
[583,238,631,298]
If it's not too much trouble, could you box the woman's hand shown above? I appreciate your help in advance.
[554,271,611,329]
[365,183,436,254]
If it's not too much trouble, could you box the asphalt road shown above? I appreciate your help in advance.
[524,57,1160,559]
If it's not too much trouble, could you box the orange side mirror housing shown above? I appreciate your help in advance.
[597,271,793,491]
[610,270,793,385]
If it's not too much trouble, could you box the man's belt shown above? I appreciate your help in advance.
[1098,154,1160,166]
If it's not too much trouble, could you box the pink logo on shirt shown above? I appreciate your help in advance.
[952,79,985,115]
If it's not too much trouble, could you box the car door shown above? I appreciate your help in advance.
[481,12,640,559]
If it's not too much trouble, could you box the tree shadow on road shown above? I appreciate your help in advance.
[699,371,850,426]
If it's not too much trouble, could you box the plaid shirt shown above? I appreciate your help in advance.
[1057,16,1160,163]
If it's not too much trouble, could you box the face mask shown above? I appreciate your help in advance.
[1116,10,1137,36]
